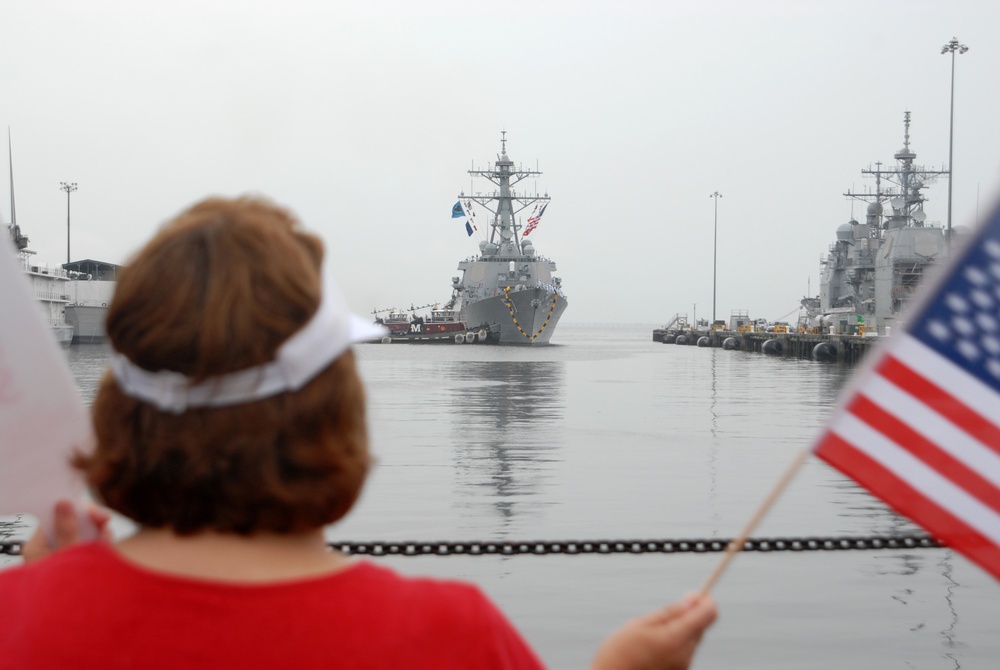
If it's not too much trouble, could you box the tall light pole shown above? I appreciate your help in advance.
[941,37,968,246]
[710,191,722,325]
[60,181,77,264]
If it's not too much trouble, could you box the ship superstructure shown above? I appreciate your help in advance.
[818,112,952,335]
[444,133,568,344]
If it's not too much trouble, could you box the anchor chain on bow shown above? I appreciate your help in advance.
[500,286,560,342]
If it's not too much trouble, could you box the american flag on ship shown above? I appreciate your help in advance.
[813,201,1000,580]
[523,203,547,237]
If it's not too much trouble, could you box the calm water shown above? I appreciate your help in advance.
[44,326,1000,667]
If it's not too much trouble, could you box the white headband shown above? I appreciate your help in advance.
[109,276,387,414]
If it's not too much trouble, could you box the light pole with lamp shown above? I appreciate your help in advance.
[710,191,722,326]
[60,182,77,264]
[941,37,968,247]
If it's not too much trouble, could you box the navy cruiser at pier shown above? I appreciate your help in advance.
[812,111,958,335]
[378,134,568,345]
[654,112,955,365]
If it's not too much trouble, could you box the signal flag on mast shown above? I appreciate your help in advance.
[452,201,476,237]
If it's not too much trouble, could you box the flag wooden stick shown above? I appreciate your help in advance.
[700,449,811,595]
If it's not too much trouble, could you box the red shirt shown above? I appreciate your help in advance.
[0,542,546,669]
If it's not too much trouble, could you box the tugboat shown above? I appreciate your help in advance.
[372,304,489,344]
[375,133,568,345]
[816,112,957,336]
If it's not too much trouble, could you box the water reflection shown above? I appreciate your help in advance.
[445,360,564,530]
[709,349,719,534]
[939,550,961,669]
[62,343,110,404]
[817,359,966,666]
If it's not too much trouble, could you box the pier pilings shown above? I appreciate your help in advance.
[652,328,878,364]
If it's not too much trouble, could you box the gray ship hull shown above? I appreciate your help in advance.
[461,287,567,345]
[65,304,108,343]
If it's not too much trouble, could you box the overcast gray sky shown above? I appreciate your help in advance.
[3,0,998,325]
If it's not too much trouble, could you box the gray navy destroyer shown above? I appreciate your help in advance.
[810,112,962,335]
[377,134,568,345]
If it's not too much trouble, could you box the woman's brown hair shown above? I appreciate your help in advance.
[73,196,370,534]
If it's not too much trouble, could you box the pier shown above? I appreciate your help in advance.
[652,328,879,364]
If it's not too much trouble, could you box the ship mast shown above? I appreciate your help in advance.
[6,129,29,252]
[460,131,550,257]
[843,112,947,234]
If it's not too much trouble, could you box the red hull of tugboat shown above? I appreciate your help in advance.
[386,321,465,336]
[380,320,490,344]
[373,306,490,344]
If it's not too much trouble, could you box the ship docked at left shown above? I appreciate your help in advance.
[7,222,75,347]
[5,133,117,345]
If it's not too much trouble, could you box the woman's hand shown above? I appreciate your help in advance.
[591,594,717,670]
[21,500,112,563]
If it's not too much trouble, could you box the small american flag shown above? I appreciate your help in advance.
[523,203,547,237]
[814,203,1000,580]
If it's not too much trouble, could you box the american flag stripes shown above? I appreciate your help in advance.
[813,203,1000,581]
[523,203,547,237]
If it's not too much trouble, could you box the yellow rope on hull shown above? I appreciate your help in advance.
[500,286,559,342]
